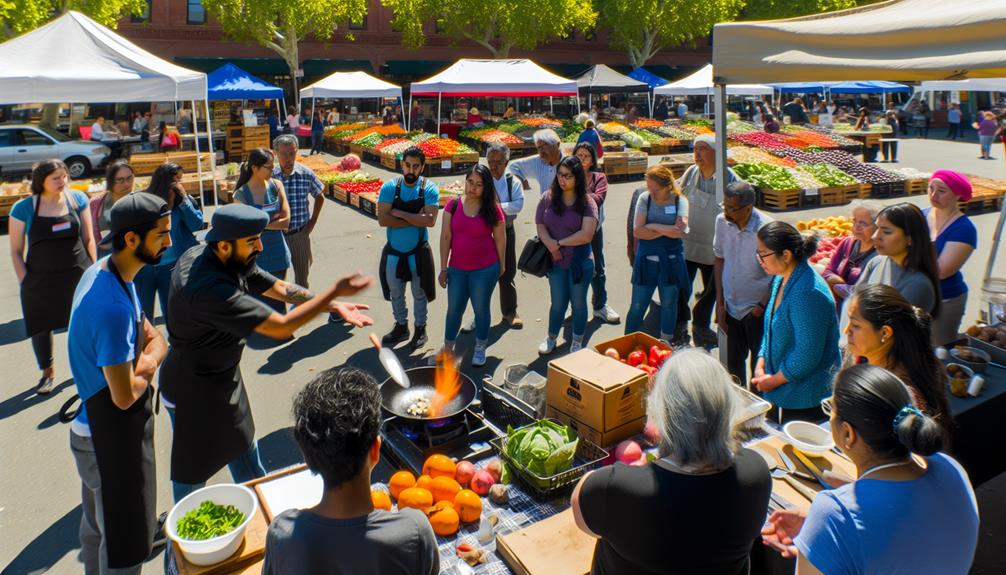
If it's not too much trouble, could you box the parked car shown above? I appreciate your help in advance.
[0,124,110,179]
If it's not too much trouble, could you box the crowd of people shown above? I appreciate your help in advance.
[6,116,987,574]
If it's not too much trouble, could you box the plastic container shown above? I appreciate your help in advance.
[783,421,835,456]
[166,484,258,567]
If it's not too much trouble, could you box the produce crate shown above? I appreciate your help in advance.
[349,191,362,208]
[626,153,648,175]
[331,141,349,155]
[330,184,349,204]
[358,193,378,216]
[601,154,629,176]
[759,188,803,211]
[801,184,856,207]
[481,377,537,429]
[129,153,169,176]
[454,151,479,164]
[348,143,364,157]
[490,422,608,501]
[905,178,929,195]
[857,183,872,199]
[868,181,905,199]
[423,157,471,177]
[0,190,29,218]
[165,152,212,174]
[380,153,399,170]
[362,148,382,164]
[960,195,1003,215]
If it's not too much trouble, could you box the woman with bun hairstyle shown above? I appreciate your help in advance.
[752,221,840,422]
[762,364,979,575]
[844,283,952,434]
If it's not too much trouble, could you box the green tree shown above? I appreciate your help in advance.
[597,0,744,69]
[382,0,597,58]
[1,0,146,38]
[740,0,883,21]
[203,0,368,106]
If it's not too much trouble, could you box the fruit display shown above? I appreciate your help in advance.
[653,125,696,140]
[417,138,476,158]
[966,322,1006,349]
[731,132,788,149]
[733,162,799,190]
[796,215,853,238]
[632,119,665,129]
[728,146,795,167]
[458,127,523,146]
[325,122,369,139]
[318,170,378,186]
[517,117,562,128]
[597,121,630,135]
[809,235,849,267]
[602,344,671,377]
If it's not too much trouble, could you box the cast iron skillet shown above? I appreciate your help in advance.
[381,366,477,421]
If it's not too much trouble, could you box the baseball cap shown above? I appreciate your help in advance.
[98,192,170,248]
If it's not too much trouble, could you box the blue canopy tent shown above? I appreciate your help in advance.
[207,63,286,127]
[771,82,830,93]
[828,80,912,94]
[628,68,669,116]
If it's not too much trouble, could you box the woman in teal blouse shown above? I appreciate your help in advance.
[753,221,841,422]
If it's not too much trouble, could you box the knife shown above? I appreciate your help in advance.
[775,447,817,482]
[791,448,831,489]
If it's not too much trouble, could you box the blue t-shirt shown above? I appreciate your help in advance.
[795,453,979,575]
[10,190,89,235]
[925,208,977,299]
[67,260,140,431]
[377,178,439,253]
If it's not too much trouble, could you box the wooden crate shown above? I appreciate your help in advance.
[905,178,929,195]
[960,193,1003,215]
[348,143,364,157]
[380,153,399,170]
[349,191,362,208]
[330,184,349,204]
[0,191,28,218]
[821,184,857,205]
[858,183,872,199]
[129,153,169,176]
[165,152,213,173]
[358,193,378,216]
[759,188,802,211]
[602,153,629,176]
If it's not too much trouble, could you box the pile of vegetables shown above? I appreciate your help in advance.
[631,130,662,144]
[350,132,385,148]
[632,119,665,129]
[790,167,826,189]
[175,500,245,541]
[733,162,799,190]
[517,117,562,128]
[408,131,435,143]
[728,147,796,167]
[731,132,788,149]
[797,216,853,238]
[416,138,476,158]
[597,121,629,135]
[504,420,578,480]
[620,131,649,149]
[653,125,695,140]
[319,170,378,185]
[802,163,857,187]
[460,128,523,146]
[325,122,368,139]
[339,180,383,195]
[375,138,414,156]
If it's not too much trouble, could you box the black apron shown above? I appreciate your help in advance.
[20,193,90,336]
[378,178,437,302]
[165,267,256,485]
[84,259,156,568]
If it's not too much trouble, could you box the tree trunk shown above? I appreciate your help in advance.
[268,27,301,111]
[39,104,60,129]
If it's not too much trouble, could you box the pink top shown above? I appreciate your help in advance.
[448,198,504,271]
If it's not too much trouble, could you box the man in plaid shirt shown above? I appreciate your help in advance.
[272,135,326,289]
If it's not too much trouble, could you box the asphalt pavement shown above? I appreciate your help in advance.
[1,137,1004,574]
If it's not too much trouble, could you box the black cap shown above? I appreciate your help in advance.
[99,192,170,247]
[205,203,270,242]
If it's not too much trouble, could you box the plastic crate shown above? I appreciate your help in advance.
[490,420,608,501]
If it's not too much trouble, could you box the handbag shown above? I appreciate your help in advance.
[518,236,553,277]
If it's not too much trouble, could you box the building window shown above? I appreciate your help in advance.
[434,19,445,34]
[187,0,206,25]
[348,16,367,30]
[131,0,151,23]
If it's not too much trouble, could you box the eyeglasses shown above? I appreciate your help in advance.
[821,397,834,416]
[260,164,275,170]
[557,172,575,180]
[756,250,777,263]
[113,175,134,184]
[718,201,749,214]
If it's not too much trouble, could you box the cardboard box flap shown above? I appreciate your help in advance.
[548,349,644,391]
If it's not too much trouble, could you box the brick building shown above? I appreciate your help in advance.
[118,0,709,99]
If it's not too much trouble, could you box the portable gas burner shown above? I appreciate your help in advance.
[378,408,498,479]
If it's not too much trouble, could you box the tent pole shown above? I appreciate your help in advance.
[191,99,203,203]
[983,139,1006,284]
[203,99,219,208]
[713,83,727,203]
[575,95,580,115]
[437,92,442,136]
[407,93,413,131]
[588,93,592,110]
[549,96,553,115]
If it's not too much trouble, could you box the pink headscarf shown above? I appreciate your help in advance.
[930,169,972,202]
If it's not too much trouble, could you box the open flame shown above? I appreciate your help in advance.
[429,350,462,418]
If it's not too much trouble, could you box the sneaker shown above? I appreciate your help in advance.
[460,319,475,333]
[410,324,428,350]
[672,324,691,347]
[593,304,621,325]
[570,338,584,353]
[382,323,410,347]
[504,314,524,329]
[538,336,557,356]
[36,376,55,395]
[472,343,487,367]
[693,325,717,346]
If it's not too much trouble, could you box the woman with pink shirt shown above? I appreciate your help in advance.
[438,164,506,366]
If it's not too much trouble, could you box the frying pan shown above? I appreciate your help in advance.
[381,367,478,421]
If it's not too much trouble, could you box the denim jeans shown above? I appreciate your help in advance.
[386,254,428,326]
[165,407,266,503]
[546,259,594,338]
[625,282,680,338]
[590,227,608,310]
[133,261,174,322]
[980,135,994,157]
[445,261,499,343]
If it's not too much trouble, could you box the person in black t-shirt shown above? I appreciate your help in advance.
[572,348,772,575]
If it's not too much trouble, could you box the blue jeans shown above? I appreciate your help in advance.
[625,282,680,338]
[386,254,428,326]
[980,135,994,157]
[445,261,499,343]
[165,406,266,503]
[133,261,174,321]
[546,259,594,338]
[590,227,608,310]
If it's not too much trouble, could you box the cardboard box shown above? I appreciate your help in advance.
[592,331,668,360]
[546,348,648,434]
[546,406,645,448]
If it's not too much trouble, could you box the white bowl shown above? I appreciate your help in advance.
[166,484,258,566]
[783,421,835,456]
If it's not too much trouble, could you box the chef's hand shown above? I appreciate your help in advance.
[438,270,448,288]
[761,508,806,558]
[329,301,373,328]
[333,271,374,298]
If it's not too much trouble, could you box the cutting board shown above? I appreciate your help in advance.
[496,509,595,575]
[749,435,857,511]
[172,505,269,575]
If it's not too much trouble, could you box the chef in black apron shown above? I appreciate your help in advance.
[66,192,171,573]
[161,204,373,502]
[377,147,439,350]
[10,159,95,393]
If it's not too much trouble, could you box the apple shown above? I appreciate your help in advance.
[604,348,621,360]
[628,455,649,467]
[455,460,476,487]
[614,440,643,464]
[471,469,495,496]
[485,459,504,483]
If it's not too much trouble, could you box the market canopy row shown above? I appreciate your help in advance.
[410,59,578,97]
[300,71,403,100]
[575,64,648,94]
[770,80,911,94]
[654,64,773,97]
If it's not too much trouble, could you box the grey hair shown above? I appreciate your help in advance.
[532,129,561,147]
[849,199,884,221]
[724,181,757,207]
[486,142,511,162]
[646,349,738,470]
[273,134,299,150]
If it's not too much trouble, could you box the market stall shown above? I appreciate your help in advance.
[654,64,774,117]
[299,70,402,121]
[628,67,669,117]
[207,64,284,160]
[409,59,579,134]
[575,64,649,114]
[0,11,219,204]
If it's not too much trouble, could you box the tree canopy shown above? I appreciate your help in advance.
[740,0,881,21]
[1,0,145,38]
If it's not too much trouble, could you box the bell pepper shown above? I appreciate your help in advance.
[627,350,647,367]
[649,345,671,368]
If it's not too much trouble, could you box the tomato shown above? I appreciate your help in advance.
[649,346,671,367]
[627,351,647,367]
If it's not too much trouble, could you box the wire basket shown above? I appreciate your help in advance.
[490,420,609,501]
[481,377,536,430]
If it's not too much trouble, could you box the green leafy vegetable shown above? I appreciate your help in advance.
[176,500,245,541]
[733,162,799,190]
[504,420,578,482]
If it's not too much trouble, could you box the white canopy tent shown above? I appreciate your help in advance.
[712,0,1006,319]
[919,78,1006,93]
[0,11,218,204]
[409,59,579,132]
[654,64,773,97]
[299,71,403,120]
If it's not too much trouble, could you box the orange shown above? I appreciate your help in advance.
[388,470,416,500]
[422,454,457,479]
[425,501,460,537]
[371,490,392,511]
[397,487,433,511]
[429,476,462,503]
[454,489,482,523]
[415,474,434,491]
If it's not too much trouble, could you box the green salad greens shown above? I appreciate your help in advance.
[504,420,578,479]
[733,162,799,190]
[176,500,246,541]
